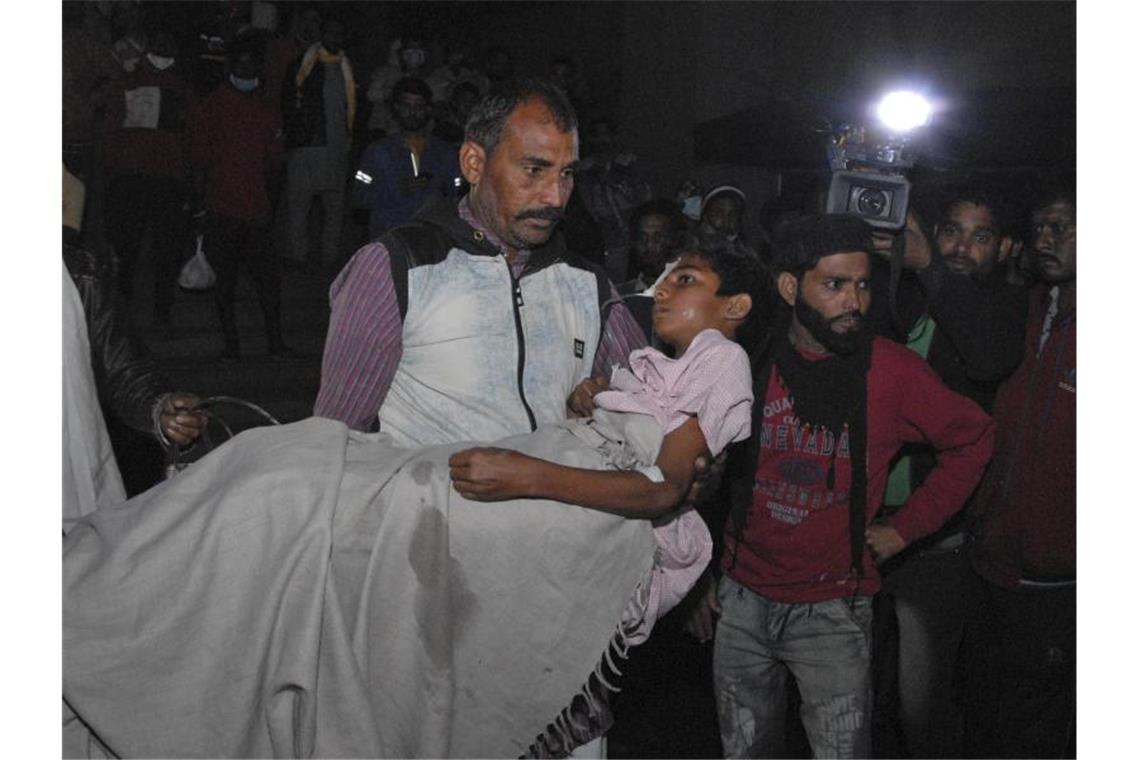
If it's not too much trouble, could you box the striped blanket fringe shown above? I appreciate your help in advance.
[522,615,642,758]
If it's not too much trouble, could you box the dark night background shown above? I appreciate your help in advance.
[132,0,1076,245]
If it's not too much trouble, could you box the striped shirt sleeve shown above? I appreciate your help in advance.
[314,242,404,431]
[592,284,649,377]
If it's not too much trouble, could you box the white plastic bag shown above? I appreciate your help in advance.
[178,234,216,291]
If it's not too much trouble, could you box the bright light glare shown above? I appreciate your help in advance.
[876,91,932,133]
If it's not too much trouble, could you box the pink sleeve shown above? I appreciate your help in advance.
[694,345,754,456]
[662,340,753,457]
[622,508,713,645]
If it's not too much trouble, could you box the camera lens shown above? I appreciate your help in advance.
[855,188,889,217]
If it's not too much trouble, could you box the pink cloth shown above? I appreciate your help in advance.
[595,328,754,643]
[595,328,753,457]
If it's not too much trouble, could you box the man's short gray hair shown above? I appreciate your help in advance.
[464,77,578,155]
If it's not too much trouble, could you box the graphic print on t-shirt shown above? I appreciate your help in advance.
[721,365,866,602]
[754,372,851,527]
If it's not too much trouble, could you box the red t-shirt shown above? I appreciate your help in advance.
[190,84,283,226]
[970,285,1076,588]
[101,64,194,180]
[723,338,995,603]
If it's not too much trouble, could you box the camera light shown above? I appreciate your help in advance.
[876,91,932,133]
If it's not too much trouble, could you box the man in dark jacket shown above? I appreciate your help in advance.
[959,182,1076,758]
[280,17,354,268]
[63,165,203,531]
[351,76,462,241]
[869,184,1028,758]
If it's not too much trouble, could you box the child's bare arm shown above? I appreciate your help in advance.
[449,417,709,519]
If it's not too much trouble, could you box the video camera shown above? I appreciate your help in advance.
[824,91,931,230]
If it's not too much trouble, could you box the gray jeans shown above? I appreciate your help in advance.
[712,576,873,759]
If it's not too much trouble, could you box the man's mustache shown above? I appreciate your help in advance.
[515,208,563,223]
[829,312,865,334]
[830,311,864,326]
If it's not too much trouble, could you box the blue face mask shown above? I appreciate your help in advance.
[681,195,702,221]
[229,74,259,93]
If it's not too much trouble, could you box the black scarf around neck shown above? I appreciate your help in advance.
[769,329,873,580]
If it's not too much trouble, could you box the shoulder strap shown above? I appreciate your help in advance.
[377,229,414,320]
[377,222,460,319]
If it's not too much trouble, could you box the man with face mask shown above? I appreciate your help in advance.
[426,43,489,107]
[685,213,994,759]
[190,35,288,361]
[281,17,355,269]
[100,27,193,326]
[263,5,321,124]
[351,77,462,240]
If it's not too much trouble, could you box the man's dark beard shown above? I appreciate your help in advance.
[396,114,429,133]
[794,294,867,355]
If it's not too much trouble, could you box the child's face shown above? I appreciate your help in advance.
[652,254,734,354]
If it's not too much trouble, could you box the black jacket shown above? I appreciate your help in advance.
[281,58,328,149]
[63,228,167,435]
[871,250,1027,412]
[872,248,1027,541]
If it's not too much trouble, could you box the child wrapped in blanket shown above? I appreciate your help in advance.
[63,232,770,759]
[449,231,768,646]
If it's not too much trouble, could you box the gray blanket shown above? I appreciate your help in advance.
[64,414,660,758]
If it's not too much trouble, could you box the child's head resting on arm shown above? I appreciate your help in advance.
[652,228,774,356]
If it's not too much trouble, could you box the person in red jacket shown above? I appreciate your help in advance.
[960,182,1076,758]
[100,28,193,324]
[190,34,288,361]
[686,214,995,758]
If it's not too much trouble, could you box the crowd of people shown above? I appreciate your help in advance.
[62,3,1076,759]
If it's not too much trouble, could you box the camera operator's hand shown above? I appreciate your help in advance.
[870,208,932,271]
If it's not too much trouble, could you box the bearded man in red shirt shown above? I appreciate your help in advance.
[688,213,995,758]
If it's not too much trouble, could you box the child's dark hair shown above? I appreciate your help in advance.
[678,228,775,353]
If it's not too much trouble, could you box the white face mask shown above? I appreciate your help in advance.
[402,48,426,68]
[681,195,703,221]
[229,74,260,93]
[147,54,175,71]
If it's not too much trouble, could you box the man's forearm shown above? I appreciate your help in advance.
[890,416,995,542]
